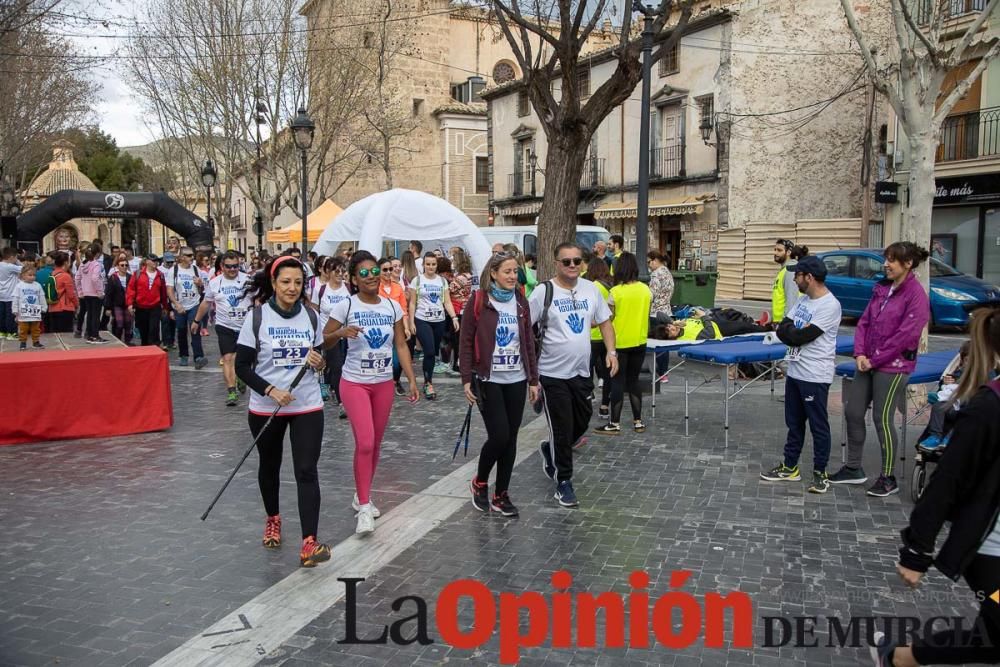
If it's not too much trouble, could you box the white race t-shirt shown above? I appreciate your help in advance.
[315,282,351,330]
[530,279,611,380]
[170,265,205,311]
[488,297,526,384]
[329,295,402,384]
[784,291,842,384]
[413,275,447,322]
[236,304,324,416]
[205,273,252,332]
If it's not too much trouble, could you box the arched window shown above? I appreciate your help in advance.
[492,61,517,84]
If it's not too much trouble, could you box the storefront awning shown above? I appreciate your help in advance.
[496,200,543,217]
[594,197,705,220]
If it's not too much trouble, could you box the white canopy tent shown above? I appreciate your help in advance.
[312,189,492,282]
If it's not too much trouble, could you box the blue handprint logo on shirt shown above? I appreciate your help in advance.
[182,280,194,291]
[364,327,391,350]
[496,326,515,347]
[428,292,440,304]
[24,294,37,305]
[226,294,241,308]
[566,312,585,334]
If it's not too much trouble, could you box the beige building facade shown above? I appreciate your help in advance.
[485,0,878,274]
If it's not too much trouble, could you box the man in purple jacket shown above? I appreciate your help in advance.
[829,242,931,497]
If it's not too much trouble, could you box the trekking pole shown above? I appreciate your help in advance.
[201,360,314,521]
[452,405,473,460]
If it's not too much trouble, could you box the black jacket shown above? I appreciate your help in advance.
[104,271,131,308]
[900,383,1000,580]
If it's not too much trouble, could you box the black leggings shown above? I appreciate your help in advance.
[324,339,346,402]
[609,345,645,423]
[591,340,612,409]
[475,379,527,495]
[415,318,446,383]
[248,409,324,538]
[911,554,1000,664]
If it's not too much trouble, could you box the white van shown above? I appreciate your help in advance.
[479,225,610,257]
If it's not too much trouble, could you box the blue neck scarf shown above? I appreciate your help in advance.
[489,283,515,303]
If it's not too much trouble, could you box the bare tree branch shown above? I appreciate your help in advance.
[895,0,942,67]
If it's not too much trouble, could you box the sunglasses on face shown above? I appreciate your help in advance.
[223,263,239,269]
[358,267,381,278]
[182,253,194,258]
[559,257,584,267]
[117,263,128,267]
[380,266,392,273]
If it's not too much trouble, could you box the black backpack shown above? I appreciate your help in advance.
[532,280,554,360]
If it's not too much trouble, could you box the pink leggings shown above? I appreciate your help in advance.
[340,379,395,504]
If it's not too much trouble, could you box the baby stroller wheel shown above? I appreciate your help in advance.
[910,460,927,503]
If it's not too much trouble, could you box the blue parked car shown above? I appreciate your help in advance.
[816,249,1000,327]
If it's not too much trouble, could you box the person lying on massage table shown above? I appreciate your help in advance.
[654,308,770,341]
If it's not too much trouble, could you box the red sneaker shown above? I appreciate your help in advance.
[300,536,331,568]
[262,514,281,548]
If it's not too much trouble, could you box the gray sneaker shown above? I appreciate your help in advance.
[828,466,868,485]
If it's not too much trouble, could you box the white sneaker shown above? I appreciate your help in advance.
[355,505,375,535]
[352,493,381,518]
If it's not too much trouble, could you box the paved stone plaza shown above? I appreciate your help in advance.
[0,328,978,666]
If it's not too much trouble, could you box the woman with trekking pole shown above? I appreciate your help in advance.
[325,251,419,536]
[460,251,539,517]
[234,255,330,568]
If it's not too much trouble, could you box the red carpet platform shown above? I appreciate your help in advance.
[0,344,173,445]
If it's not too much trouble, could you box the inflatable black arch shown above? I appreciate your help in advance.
[17,190,213,250]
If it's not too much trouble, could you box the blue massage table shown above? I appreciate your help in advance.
[646,333,766,416]
[834,349,960,477]
[673,334,856,444]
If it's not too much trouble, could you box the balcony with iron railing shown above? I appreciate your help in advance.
[580,157,605,191]
[507,169,540,198]
[937,105,1000,162]
[650,144,684,179]
[915,0,986,24]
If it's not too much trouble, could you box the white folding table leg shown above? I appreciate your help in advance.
[724,366,730,447]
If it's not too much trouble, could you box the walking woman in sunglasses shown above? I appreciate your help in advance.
[407,252,459,400]
[461,251,539,516]
[325,251,420,535]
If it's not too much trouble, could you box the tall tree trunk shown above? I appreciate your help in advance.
[904,130,937,289]
[904,128,937,351]
[536,137,589,280]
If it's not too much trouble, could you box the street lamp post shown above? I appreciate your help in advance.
[201,159,217,248]
[633,0,659,282]
[290,107,315,253]
[254,89,266,251]
[528,151,538,198]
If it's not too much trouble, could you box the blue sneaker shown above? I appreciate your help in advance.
[554,480,579,508]
[539,441,555,480]
[179,356,189,367]
[919,435,943,449]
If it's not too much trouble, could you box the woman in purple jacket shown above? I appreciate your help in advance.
[830,242,930,497]
[460,252,540,517]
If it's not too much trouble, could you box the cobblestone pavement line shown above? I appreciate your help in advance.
[153,415,548,666]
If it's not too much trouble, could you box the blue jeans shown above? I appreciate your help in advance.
[175,305,204,360]
[783,376,832,472]
[415,318,446,383]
